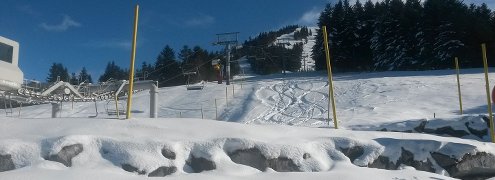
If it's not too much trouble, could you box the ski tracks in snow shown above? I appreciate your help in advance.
[250,77,400,127]
[251,79,329,126]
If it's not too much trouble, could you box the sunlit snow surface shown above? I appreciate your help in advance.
[2,68,495,179]
[14,68,495,128]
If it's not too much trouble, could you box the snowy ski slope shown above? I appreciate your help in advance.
[275,27,318,71]
[2,68,495,179]
[9,68,495,129]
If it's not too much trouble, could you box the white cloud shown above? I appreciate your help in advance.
[17,5,40,16]
[297,7,322,26]
[40,15,81,32]
[84,39,132,49]
[184,14,215,27]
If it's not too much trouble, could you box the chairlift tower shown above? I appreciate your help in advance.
[213,32,239,85]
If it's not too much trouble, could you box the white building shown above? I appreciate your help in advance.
[0,36,23,91]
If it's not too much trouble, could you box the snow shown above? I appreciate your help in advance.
[0,164,456,180]
[0,117,480,180]
[2,68,495,179]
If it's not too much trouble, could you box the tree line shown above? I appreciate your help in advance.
[135,45,230,87]
[46,63,92,84]
[312,0,495,72]
[45,45,238,88]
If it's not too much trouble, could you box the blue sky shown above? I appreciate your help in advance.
[0,0,493,81]
[0,0,328,81]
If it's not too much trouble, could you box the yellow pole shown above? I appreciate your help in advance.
[215,98,218,120]
[226,86,228,107]
[482,43,495,143]
[322,26,338,129]
[455,57,463,115]
[126,5,139,119]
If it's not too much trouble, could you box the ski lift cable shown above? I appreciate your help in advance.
[138,49,209,78]
[141,61,180,76]
[158,55,222,86]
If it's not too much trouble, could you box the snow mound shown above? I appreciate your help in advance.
[0,118,494,179]
[352,114,493,141]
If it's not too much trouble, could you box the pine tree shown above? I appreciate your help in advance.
[70,72,78,85]
[328,0,346,70]
[46,63,70,83]
[313,0,494,71]
[239,25,302,74]
[79,67,93,83]
[432,23,464,68]
[294,26,310,40]
[372,0,411,70]
[178,45,193,63]
[99,61,128,82]
[356,0,376,70]
[338,0,359,71]
[313,4,333,71]
[422,0,465,69]
[287,43,303,71]
[137,62,153,80]
[153,45,182,86]
[353,0,373,70]
[188,46,209,82]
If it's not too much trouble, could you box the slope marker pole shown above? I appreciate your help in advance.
[126,4,139,119]
[455,57,463,115]
[322,26,338,129]
[481,43,495,143]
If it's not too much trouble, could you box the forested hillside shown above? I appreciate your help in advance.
[313,0,495,72]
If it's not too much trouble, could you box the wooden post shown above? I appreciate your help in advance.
[322,26,338,129]
[481,43,495,143]
[455,57,463,115]
[126,4,139,119]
